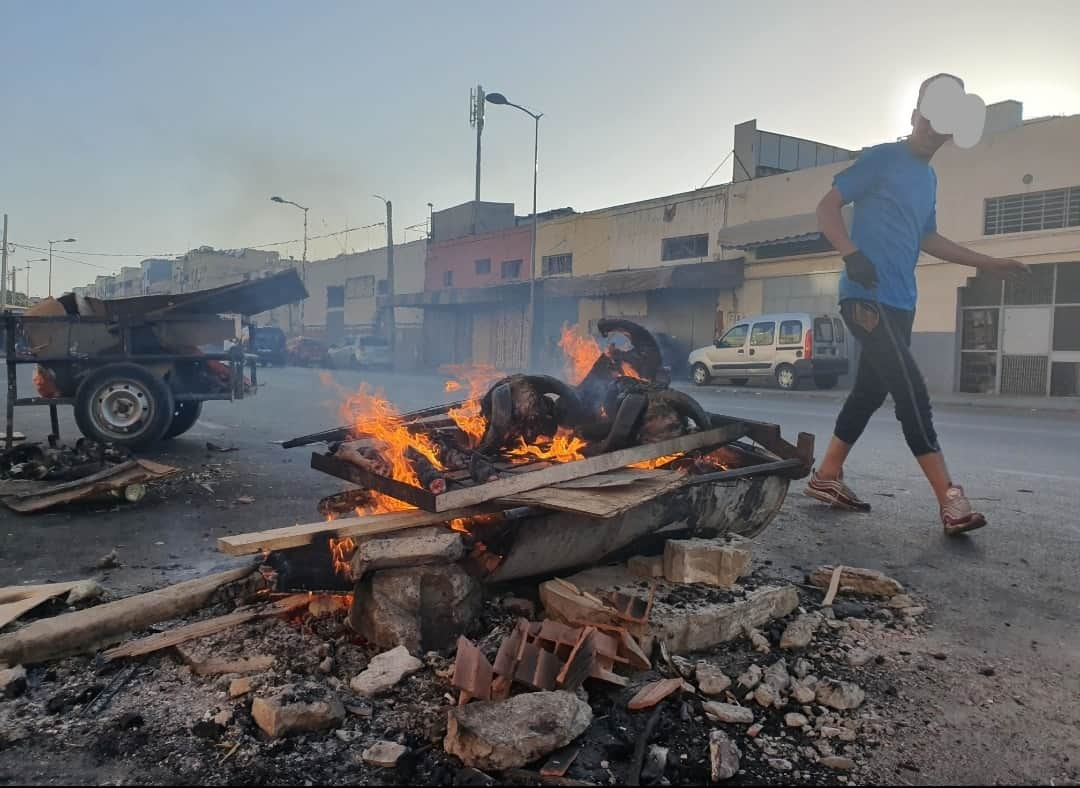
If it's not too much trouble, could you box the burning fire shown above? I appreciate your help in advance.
[508,428,587,463]
[629,453,683,470]
[559,323,603,385]
[441,363,505,448]
[339,383,445,488]
[329,536,356,576]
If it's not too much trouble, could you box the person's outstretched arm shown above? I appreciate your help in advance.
[921,232,1030,277]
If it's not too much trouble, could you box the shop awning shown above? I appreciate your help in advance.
[541,258,744,298]
[715,206,852,250]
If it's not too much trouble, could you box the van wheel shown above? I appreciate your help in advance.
[74,363,175,450]
[729,378,749,386]
[775,364,799,391]
[690,363,711,386]
[814,374,839,390]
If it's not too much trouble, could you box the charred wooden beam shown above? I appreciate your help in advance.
[405,446,448,494]
[281,401,466,448]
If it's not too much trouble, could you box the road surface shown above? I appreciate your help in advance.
[2,365,1078,783]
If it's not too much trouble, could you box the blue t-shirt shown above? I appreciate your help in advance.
[834,141,938,312]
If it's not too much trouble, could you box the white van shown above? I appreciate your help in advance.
[688,312,849,390]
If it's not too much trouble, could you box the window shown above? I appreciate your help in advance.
[984,186,1080,235]
[377,279,389,295]
[750,322,776,346]
[962,309,998,350]
[474,258,491,275]
[661,234,708,261]
[501,259,522,279]
[778,320,802,345]
[326,285,345,309]
[346,275,375,299]
[717,324,749,349]
[443,270,454,287]
[833,318,846,344]
[813,318,834,343]
[542,254,573,276]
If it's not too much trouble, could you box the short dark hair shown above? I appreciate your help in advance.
[918,73,964,106]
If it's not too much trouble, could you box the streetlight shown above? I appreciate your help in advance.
[484,91,543,367]
[47,238,76,297]
[25,258,47,299]
[270,195,309,331]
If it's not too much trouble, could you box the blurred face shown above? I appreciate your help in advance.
[909,107,953,159]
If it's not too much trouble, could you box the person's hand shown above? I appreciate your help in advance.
[843,250,879,289]
[987,258,1031,280]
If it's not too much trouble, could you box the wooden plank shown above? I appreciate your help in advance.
[550,469,670,490]
[498,473,686,519]
[103,594,309,661]
[311,452,438,510]
[2,459,179,513]
[217,505,499,557]
[432,423,749,513]
[0,565,257,666]
[0,594,56,631]
[0,581,82,606]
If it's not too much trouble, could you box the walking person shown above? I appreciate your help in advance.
[805,73,1029,535]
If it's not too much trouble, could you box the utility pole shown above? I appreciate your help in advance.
[470,85,485,233]
[1,215,8,308]
[381,198,396,363]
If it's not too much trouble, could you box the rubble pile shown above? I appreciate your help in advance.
[0,438,132,482]
[0,546,930,785]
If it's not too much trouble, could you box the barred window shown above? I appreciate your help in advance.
[661,234,708,261]
[984,186,1080,235]
[542,254,573,276]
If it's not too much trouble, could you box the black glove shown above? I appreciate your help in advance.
[843,250,879,289]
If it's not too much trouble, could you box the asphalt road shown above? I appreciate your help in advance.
[3,365,1078,664]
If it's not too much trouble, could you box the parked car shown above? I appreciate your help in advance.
[287,336,329,367]
[688,312,848,390]
[326,335,392,370]
[248,326,287,367]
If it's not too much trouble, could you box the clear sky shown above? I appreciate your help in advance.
[3,0,1079,295]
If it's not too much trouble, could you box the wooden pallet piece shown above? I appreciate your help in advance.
[627,678,684,711]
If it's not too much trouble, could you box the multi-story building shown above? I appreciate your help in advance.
[303,240,427,368]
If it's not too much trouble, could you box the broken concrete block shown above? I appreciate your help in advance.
[763,659,791,692]
[746,627,771,654]
[662,537,751,589]
[737,664,762,691]
[65,580,106,606]
[350,527,465,579]
[627,554,665,579]
[792,684,816,705]
[780,613,822,650]
[703,701,754,725]
[816,679,865,711]
[351,564,482,653]
[228,677,253,698]
[0,665,27,699]
[695,663,731,696]
[809,566,904,598]
[539,578,622,630]
[709,730,740,782]
[251,683,345,738]
[444,690,592,770]
[350,645,423,697]
[362,741,408,768]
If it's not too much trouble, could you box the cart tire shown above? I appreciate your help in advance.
[74,363,175,450]
[164,400,203,439]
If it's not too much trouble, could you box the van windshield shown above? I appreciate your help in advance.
[814,318,834,343]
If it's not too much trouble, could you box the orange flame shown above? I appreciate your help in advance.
[329,536,356,577]
[629,453,684,470]
[508,428,587,463]
[559,323,603,385]
[339,383,445,488]
[619,360,647,380]
[441,363,505,448]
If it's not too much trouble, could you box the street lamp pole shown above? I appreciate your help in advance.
[485,92,543,368]
[270,196,309,333]
[47,238,76,298]
[373,195,395,364]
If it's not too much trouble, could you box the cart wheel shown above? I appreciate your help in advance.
[74,363,175,450]
[164,400,203,439]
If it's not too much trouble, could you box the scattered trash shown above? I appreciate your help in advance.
[206,442,239,453]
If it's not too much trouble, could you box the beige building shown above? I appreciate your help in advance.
[170,246,294,330]
[303,240,426,367]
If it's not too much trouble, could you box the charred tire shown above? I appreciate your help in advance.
[729,378,749,386]
[74,363,175,450]
[691,363,711,386]
[775,364,799,391]
[164,400,203,439]
[814,374,840,390]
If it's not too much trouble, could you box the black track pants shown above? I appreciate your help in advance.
[834,300,940,457]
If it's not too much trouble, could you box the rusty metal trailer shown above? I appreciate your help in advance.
[3,269,307,450]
